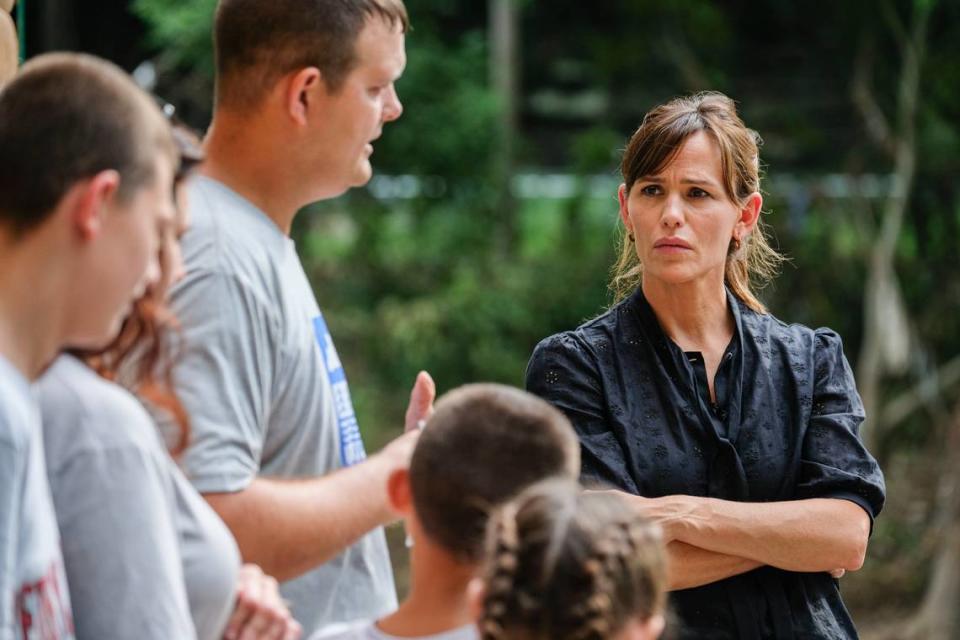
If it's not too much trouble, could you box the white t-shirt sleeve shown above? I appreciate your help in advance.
[170,269,281,493]
[0,439,24,632]
[308,621,479,640]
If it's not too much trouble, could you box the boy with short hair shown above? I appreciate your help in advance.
[313,383,581,640]
[0,52,177,638]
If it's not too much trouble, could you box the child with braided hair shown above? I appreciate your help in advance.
[312,383,581,640]
[472,479,667,640]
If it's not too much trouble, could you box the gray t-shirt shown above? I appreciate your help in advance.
[311,621,478,640]
[166,176,396,635]
[0,355,74,640]
[38,355,239,640]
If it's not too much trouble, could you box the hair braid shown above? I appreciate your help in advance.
[478,480,667,640]
[480,504,521,640]
[568,523,628,640]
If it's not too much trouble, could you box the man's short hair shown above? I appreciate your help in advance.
[409,383,580,564]
[0,53,176,236]
[214,0,409,111]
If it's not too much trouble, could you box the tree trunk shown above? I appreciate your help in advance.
[489,0,519,253]
[852,0,931,452]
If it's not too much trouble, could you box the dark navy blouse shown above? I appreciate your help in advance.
[526,288,885,639]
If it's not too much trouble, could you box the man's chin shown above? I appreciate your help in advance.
[350,162,374,188]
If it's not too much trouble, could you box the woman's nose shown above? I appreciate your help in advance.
[660,193,685,228]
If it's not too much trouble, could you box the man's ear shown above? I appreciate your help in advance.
[386,468,413,515]
[466,576,486,624]
[72,170,121,241]
[284,67,323,126]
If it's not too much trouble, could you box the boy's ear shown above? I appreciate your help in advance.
[466,576,486,624]
[386,468,413,515]
[71,170,121,241]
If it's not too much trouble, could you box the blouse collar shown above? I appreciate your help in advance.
[626,284,746,350]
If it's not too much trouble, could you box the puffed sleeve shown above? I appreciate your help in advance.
[526,332,639,493]
[794,328,885,526]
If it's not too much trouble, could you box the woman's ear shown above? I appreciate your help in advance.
[618,183,633,234]
[735,191,762,242]
[284,67,323,126]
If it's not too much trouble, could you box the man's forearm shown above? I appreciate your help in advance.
[204,450,400,582]
[666,541,762,591]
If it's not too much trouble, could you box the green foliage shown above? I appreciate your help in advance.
[132,0,216,73]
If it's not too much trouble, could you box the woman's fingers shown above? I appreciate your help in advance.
[238,574,278,640]
[284,620,303,640]
[223,565,261,639]
[226,564,300,640]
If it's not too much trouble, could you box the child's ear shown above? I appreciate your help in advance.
[645,614,666,639]
[466,576,486,623]
[386,468,412,515]
[622,614,666,640]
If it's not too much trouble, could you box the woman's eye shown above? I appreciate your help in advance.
[640,184,661,196]
[689,187,709,198]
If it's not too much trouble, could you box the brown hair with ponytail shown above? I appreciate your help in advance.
[479,479,667,640]
[610,91,784,313]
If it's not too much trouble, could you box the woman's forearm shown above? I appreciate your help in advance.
[640,495,870,573]
[665,541,762,591]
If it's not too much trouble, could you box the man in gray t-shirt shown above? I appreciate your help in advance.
[166,2,433,635]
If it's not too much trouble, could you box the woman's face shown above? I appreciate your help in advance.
[151,178,192,302]
[618,130,761,289]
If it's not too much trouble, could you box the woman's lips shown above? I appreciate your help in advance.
[653,237,693,252]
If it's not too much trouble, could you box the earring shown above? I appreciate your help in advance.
[730,236,742,252]
[628,232,635,243]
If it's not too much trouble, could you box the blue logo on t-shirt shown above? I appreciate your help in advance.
[312,314,367,467]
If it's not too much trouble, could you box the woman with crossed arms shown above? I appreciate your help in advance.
[527,92,884,639]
